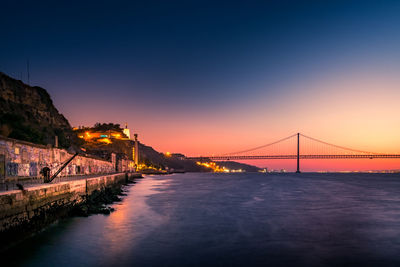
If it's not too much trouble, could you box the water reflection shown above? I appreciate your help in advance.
[102,177,171,260]
[3,173,400,266]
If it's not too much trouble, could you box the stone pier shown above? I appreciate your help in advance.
[0,172,142,247]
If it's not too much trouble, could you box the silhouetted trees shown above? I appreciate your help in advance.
[93,123,122,131]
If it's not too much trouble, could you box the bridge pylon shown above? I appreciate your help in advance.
[296,132,301,173]
[186,132,400,172]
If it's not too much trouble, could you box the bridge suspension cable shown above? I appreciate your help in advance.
[186,132,400,171]
[222,133,297,156]
[300,133,377,155]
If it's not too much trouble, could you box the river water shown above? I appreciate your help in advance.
[4,172,400,266]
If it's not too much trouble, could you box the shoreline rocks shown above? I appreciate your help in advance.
[0,173,141,252]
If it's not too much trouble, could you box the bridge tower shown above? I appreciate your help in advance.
[296,133,301,173]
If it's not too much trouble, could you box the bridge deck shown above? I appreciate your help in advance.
[187,155,400,160]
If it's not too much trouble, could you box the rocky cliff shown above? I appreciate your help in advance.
[0,72,74,147]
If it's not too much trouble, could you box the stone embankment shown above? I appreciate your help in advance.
[0,172,142,249]
[0,135,136,180]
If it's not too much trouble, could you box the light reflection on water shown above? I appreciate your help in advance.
[4,173,400,267]
[102,177,171,260]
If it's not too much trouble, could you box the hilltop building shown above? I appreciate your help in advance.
[123,123,131,139]
[71,123,138,171]
[74,123,130,144]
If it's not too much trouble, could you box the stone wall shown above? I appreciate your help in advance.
[0,136,135,180]
[0,173,132,234]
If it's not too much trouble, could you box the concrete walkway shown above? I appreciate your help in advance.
[0,172,142,192]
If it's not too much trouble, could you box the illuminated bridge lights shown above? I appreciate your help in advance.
[188,133,400,172]
[188,154,400,161]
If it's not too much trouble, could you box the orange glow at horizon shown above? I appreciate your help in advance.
[67,70,400,171]
[234,159,400,172]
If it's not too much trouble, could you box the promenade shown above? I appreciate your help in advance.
[0,172,142,192]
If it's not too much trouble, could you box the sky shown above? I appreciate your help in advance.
[1,0,400,171]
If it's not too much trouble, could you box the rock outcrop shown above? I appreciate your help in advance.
[0,72,75,147]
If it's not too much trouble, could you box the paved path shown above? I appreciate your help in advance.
[0,173,129,192]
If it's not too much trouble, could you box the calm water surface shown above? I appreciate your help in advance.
[4,173,400,266]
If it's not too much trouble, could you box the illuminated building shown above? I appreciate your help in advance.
[123,123,131,139]
[74,127,130,144]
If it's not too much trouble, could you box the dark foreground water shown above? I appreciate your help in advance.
[4,173,400,267]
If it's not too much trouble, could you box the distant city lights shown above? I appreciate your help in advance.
[196,161,244,173]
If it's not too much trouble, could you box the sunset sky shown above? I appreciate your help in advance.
[1,0,400,170]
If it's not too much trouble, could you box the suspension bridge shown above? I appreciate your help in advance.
[187,133,400,172]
